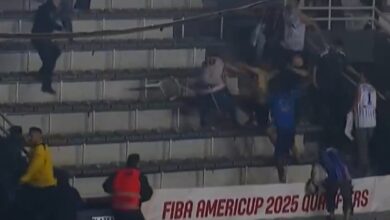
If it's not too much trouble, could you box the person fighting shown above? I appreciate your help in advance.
[103,154,153,220]
[194,56,239,128]
[305,148,353,220]
[14,127,58,220]
[32,0,63,94]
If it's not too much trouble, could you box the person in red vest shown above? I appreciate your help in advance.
[103,154,153,220]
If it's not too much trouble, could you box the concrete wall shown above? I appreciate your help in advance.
[74,165,313,198]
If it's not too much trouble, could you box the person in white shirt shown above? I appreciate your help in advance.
[194,56,239,128]
[278,0,320,68]
[353,72,377,176]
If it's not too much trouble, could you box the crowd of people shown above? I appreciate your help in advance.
[0,124,153,220]
[0,0,385,220]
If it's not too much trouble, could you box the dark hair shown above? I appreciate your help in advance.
[29,127,42,134]
[126,154,140,167]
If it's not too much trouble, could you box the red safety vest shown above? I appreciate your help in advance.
[112,168,141,211]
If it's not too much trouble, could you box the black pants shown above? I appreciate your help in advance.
[31,40,61,89]
[275,127,295,183]
[318,90,347,147]
[12,185,57,220]
[324,180,353,215]
[198,88,238,127]
[114,210,145,220]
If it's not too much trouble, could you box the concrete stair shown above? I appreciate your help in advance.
[69,156,315,198]
[0,0,325,199]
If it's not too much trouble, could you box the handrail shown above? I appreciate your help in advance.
[306,36,386,101]
[300,0,376,30]
[0,0,280,40]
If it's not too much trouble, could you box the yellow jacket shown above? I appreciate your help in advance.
[20,144,57,188]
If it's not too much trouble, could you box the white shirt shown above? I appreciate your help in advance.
[197,57,226,95]
[355,83,377,128]
[281,8,306,51]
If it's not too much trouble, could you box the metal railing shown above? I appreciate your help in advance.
[297,0,377,30]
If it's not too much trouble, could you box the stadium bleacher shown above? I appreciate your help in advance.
[0,0,390,219]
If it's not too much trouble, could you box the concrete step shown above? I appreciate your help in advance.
[0,18,176,40]
[0,69,240,104]
[0,40,212,73]
[6,105,199,134]
[43,127,318,169]
[0,67,199,83]
[0,8,217,39]
[72,160,314,198]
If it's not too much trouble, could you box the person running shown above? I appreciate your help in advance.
[32,0,63,94]
[306,148,353,220]
[268,75,301,183]
[14,127,57,220]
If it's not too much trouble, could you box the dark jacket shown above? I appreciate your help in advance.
[32,1,63,34]
[55,169,83,220]
[0,135,25,181]
[103,168,153,206]
[316,48,347,92]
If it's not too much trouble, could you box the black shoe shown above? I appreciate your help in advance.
[41,87,56,95]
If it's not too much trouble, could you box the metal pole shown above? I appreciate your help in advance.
[202,169,206,187]
[192,48,197,67]
[210,137,214,157]
[91,111,96,133]
[244,166,248,185]
[18,20,22,33]
[112,49,116,69]
[59,81,64,103]
[176,108,181,130]
[219,16,224,40]
[181,17,185,39]
[372,0,376,30]
[15,82,19,104]
[81,144,86,166]
[101,80,106,100]
[125,141,130,158]
[159,172,163,188]
[109,0,113,9]
[328,0,332,30]
[134,109,139,130]
[48,113,52,134]
[168,139,172,159]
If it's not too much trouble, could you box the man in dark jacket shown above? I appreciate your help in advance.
[103,154,153,220]
[306,148,353,220]
[32,0,63,94]
[0,126,25,215]
[314,39,350,147]
[54,169,83,220]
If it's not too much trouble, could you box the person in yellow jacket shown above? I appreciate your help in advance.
[14,127,58,220]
